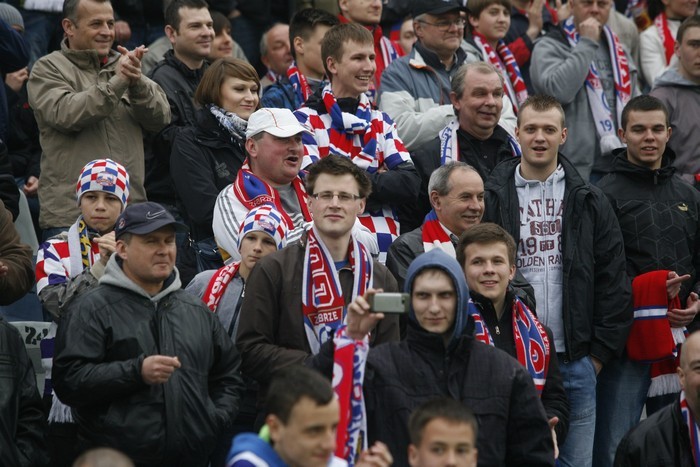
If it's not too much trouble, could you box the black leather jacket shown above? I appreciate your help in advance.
[53,259,243,466]
[0,317,48,466]
[614,398,694,467]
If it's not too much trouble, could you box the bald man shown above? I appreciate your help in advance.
[614,331,700,466]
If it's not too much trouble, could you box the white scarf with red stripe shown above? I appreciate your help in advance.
[655,11,676,65]
[563,17,631,154]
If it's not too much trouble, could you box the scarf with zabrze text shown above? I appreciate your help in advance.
[301,226,373,354]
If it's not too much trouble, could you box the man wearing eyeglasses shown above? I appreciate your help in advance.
[530,0,639,182]
[377,0,517,151]
[235,154,400,424]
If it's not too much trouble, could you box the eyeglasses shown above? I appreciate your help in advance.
[311,191,362,203]
[577,0,612,8]
[417,18,467,32]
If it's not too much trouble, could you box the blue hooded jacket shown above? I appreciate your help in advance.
[404,249,472,350]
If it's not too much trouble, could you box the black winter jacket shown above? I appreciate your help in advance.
[597,149,700,329]
[0,317,48,467]
[484,154,632,364]
[53,258,243,466]
[313,250,554,467]
[171,107,246,242]
[146,50,207,205]
[614,398,693,467]
[471,291,569,443]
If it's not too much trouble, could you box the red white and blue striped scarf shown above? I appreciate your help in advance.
[333,326,369,466]
[287,61,313,107]
[301,226,373,354]
[680,391,700,467]
[232,162,311,231]
[472,296,550,395]
[472,32,528,112]
[422,209,456,257]
[562,17,630,153]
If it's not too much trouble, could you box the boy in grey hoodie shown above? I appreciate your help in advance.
[651,15,700,186]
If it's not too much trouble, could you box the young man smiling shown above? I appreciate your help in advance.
[593,95,700,467]
[483,94,631,467]
[464,0,529,114]
[456,222,569,458]
[295,22,420,263]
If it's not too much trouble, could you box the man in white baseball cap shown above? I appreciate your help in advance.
[213,107,313,261]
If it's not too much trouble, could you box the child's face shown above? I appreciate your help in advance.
[470,4,511,43]
[409,418,478,467]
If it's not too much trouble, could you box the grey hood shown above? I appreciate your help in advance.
[100,254,182,301]
[654,66,700,89]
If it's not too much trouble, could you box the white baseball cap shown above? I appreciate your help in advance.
[245,108,312,139]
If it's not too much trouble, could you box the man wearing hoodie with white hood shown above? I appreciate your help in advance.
[483,94,631,467]
[651,15,700,186]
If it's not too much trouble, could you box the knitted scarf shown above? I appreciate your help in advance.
[202,262,241,312]
[472,32,529,111]
[231,162,312,232]
[47,217,100,425]
[333,326,369,466]
[562,17,631,155]
[627,270,686,397]
[301,226,373,354]
[322,85,380,170]
[438,118,522,166]
[208,104,248,142]
[680,391,700,467]
[655,11,676,65]
[374,25,400,88]
[472,296,550,396]
[287,61,313,106]
[421,210,456,257]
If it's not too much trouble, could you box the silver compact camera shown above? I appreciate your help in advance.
[369,293,409,314]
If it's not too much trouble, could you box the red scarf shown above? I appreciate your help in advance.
[472,296,550,396]
[421,209,456,257]
[655,11,676,65]
[202,262,240,312]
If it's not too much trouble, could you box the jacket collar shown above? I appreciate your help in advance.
[609,147,677,183]
[163,49,207,81]
[60,38,120,71]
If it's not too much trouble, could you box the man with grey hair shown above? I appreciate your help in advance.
[27,0,170,235]
[404,61,520,232]
[386,162,485,290]
[378,0,516,151]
